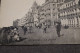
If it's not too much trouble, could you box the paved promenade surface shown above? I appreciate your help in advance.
[10,26,80,45]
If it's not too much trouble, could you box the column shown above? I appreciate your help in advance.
[74,17,77,27]
[71,18,73,27]
[77,17,79,27]
[61,19,63,26]
[71,19,72,27]
[73,17,75,27]
[70,19,71,27]
[65,19,67,25]
[50,3,53,26]
[79,16,80,27]
[72,18,74,27]
[66,19,68,25]
[68,19,69,26]
[63,19,65,26]
[68,19,71,27]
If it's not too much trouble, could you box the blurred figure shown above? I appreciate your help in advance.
[13,33,20,41]
[44,26,47,33]
[56,22,61,37]
[22,26,27,35]
[42,23,47,33]
[7,31,11,43]
[29,26,32,33]
[13,27,18,34]
[2,27,10,44]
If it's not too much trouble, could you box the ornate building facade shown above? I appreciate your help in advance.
[31,1,40,26]
[13,19,20,27]
[27,10,34,27]
[39,0,64,26]
[59,0,80,27]
[14,0,80,28]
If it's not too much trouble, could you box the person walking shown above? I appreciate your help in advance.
[42,24,47,33]
[29,26,32,33]
[44,26,47,33]
[56,22,61,37]
[24,27,27,35]
[22,26,27,35]
[13,33,20,41]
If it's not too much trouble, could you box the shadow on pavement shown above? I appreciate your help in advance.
[17,37,27,42]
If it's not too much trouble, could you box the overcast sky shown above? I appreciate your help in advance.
[0,0,45,27]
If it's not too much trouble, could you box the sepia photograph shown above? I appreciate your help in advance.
[0,0,80,45]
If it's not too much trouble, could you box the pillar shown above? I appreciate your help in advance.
[72,18,74,27]
[73,17,75,27]
[66,19,68,25]
[79,16,80,27]
[77,17,79,27]
[74,17,77,27]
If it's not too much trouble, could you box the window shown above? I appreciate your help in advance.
[49,14,50,15]
[71,14,72,16]
[75,9,77,11]
[68,3,69,7]
[64,12,65,14]
[49,9,50,10]
[53,9,55,10]
[72,10,74,12]
[70,3,72,6]
[53,14,55,16]
[46,0,49,2]
[53,4,55,6]
[79,8,80,10]
[66,4,67,7]
[71,3,73,6]
[62,0,64,2]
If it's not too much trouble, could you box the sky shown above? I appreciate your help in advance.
[0,0,45,27]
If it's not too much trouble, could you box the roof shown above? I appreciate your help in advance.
[64,0,75,3]
[32,1,38,8]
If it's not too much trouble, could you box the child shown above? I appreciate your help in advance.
[13,33,20,41]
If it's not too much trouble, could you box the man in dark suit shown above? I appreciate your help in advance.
[23,26,27,35]
[56,22,61,37]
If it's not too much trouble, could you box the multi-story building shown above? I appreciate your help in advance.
[31,1,40,26]
[27,10,34,27]
[18,17,26,26]
[14,0,80,28]
[15,14,28,27]
[13,19,20,27]
[59,0,80,27]
[40,0,64,27]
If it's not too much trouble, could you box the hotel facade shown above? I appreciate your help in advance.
[31,1,41,26]
[59,0,80,27]
[14,0,80,28]
[39,0,64,26]
[39,0,80,28]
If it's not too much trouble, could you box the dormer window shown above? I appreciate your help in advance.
[45,0,49,2]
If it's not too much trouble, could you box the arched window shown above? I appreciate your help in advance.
[68,3,69,7]
[62,0,64,2]
[46,0,49,2]
[75,9,77,11]
[79,16,80,18]
[66,4,67,7]
[70,2,72,7]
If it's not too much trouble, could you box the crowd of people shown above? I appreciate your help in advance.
[35,22,62,37]
[42,22,62,37]
[0,21,62,45]
[0,27,20,45]
[0,25,35,45]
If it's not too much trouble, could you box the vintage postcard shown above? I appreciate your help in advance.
[0,0,80,45]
